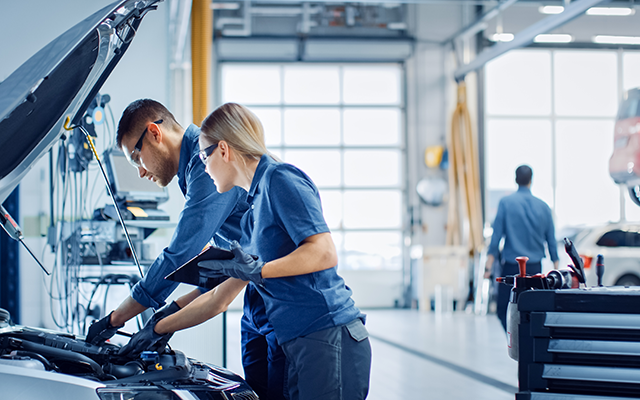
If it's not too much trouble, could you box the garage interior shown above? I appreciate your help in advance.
[3,0,640,399]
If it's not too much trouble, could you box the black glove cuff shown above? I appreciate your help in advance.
[106,311,125,329]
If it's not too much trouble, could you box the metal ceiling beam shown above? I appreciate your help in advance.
[447,0,519,43]
[453,0,611,81]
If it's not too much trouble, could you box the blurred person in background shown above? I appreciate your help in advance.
[484,165,559,332]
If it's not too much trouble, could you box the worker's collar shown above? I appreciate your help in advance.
[517,186,531,193]
[248,154,275,198]
[177,124,199,195]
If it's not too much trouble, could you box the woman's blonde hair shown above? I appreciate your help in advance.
[201,103,270,161]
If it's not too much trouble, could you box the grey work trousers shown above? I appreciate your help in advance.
[281,318,372,400]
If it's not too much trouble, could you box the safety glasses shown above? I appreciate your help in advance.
[128,119,163,167]
[199,143,219,165]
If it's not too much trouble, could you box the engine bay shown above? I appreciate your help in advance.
[0,308,255,398]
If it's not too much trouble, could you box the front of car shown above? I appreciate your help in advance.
[0,307,257,399]
[557,223,640,287]
[0,1,257,399]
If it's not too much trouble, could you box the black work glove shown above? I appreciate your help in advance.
[118,301,180,357]
[86,311,124,345]
[198,241,264,285]
[152,300,181,320]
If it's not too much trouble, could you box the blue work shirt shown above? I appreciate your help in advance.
[488,186,558,265]
[241,155,363,345]
[131,124,248,309]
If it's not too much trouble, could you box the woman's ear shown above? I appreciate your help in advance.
[218,140,231,162]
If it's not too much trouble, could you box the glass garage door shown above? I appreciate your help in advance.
[219,63,405,270]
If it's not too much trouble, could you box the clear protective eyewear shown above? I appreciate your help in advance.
[128,119,163,167]
[199,143,218,165]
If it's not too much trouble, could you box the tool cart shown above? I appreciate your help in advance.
[504,240,640,399]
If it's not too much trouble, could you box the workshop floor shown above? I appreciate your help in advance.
[226,309,518,399]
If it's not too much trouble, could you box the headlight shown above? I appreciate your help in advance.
[96,388,183,400]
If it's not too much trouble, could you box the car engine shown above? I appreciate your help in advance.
[0,308,257,399]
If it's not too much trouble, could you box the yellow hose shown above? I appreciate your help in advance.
[447,82,483,255]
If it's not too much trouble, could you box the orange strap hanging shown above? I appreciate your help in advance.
[447,82,483,255]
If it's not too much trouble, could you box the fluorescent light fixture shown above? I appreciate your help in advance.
[539,6,564,15]
[538,5,635,16]
[490,33,514,42]
[534,34,573,43]
[593,35,640,45]
[586,7,635,16]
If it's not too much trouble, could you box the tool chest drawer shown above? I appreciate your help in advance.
[515,289,640,399]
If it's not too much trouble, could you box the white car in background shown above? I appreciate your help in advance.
[557,223,640,287]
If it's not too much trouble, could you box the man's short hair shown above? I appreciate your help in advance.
[116,99,182,149]
[515,165,533,186]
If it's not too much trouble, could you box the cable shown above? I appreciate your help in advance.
[47,107,150,333]
[60,143,71,331]
[45,141,71,330]
[63,118,144,279]
[82,274,136,334]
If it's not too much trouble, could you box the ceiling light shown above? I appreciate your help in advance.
[586,7,635,16]
[490,33,514,42]
[534,34,573,43]
[539,6,564,15]
[593,35,640,45]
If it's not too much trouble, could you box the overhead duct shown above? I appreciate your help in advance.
[303,39,413,61]
[213,2,407,38]
[216,38,299,61]
[215,0,252,36]
[215,37,413,62]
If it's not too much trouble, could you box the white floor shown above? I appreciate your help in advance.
[225,309,518,399]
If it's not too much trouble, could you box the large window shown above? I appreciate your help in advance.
[485,49,640,229]
[219,63,405,270]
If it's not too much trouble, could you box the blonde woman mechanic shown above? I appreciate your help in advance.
[121,102,372,400]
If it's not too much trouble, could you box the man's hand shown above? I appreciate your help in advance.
[86,311,124,345]
[484,254,495,280]
[118,301,180,357]
[118,320,171,357]
[153,300,181,320]
[198,241,264,285]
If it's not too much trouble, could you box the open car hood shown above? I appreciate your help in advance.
[0,0,161,204]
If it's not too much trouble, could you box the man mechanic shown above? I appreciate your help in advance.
[86,98,248,344]
[86,99,288,400]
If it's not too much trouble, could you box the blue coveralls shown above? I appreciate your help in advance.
[128,125,281,399]
[239,155,372,400]
[130,124,248,308]
[241,285,288,400]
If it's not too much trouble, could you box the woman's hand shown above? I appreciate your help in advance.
[198,241,265,285]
